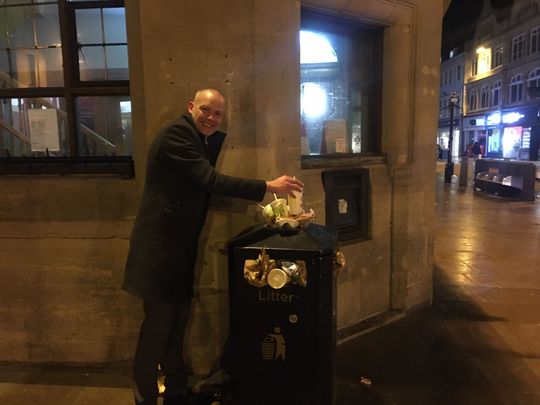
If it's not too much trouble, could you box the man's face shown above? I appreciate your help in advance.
[187,91,225,136]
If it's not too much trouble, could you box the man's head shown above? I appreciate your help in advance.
[187,89,225,136]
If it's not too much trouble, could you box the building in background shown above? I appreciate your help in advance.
[462,0,540,160]
[438,49,465,160]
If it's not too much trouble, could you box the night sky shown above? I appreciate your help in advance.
[442,0,515,58]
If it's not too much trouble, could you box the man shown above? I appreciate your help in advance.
[123,89,303,405]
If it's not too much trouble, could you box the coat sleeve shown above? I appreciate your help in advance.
[158,125,267,202]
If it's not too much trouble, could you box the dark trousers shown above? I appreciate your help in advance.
[133,300,191,403]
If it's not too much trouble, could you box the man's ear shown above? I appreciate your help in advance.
[187,101,194,113]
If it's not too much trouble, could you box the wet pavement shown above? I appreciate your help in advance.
[336,175,540,404]
[1,174,539,404]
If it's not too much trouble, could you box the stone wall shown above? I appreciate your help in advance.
[0,0,443,376]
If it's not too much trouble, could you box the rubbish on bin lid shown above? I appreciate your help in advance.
[243,249,308,288]
[275,217,299,228]
[260,194,316,228]
[359,376,372,387]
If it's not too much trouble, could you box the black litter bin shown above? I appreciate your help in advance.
[227,222,337,405]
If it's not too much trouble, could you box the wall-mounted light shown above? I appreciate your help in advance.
[301,82,328,119]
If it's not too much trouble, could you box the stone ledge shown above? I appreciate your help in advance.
[301,154,386,169]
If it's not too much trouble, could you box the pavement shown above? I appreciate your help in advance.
[1,173,539,405]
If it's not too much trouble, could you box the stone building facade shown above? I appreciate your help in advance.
[462,0,540,161]
[0,0,447,375]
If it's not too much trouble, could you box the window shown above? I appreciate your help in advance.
[456,64,462,81]
[440,98,448,118]
[476,46,491,74]
[300,10,382,155]
[493,44,503,68]
[468,88,478,111]
[491,80,501,106]
[509,73,523,103]
[511,33,526,61]
[480,85,489,108]
[471,56,478,76]
[531,26,540,55]
[527,68,540,98]
[0,0,132,175]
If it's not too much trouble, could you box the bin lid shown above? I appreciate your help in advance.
[228,222,336,255]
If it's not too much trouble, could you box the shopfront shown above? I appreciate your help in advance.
[463,106,539,160]
[462,114,487,157]
[437,117,460,159]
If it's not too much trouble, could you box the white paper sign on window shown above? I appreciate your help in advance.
[28,109,60,152]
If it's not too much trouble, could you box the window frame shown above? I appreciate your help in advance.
[468,88,478,112]
[300,9,384,167]
[509,73,523,103]
[491,80,501,107]
[493,44,503,68]
[480,84,489,109]
[530,26,540,55]
[0,0,133,177]
[471,56,478,76]
[511,33,526,61]
[527,68,540,99]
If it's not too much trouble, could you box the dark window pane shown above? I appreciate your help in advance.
[105,45,128,80]
[36,47,63,86]
[2,47,63,87]
[10,49,38,87]
[6,5,35,48]
[0,97,68,157]
[103,7,126,43]
[76,8,103,44]
[1,4,62,88]
[76,96,132,156]
[35,4,61,46]
[79,45,106,81]
[0,49,8,78]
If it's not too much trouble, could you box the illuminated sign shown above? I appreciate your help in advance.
[502,112,525,124]
[487,112,501,125]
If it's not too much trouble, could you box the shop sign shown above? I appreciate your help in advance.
[487,112,501,125]
[502,112,525,124]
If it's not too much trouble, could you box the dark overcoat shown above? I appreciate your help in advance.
[123,114,266,302]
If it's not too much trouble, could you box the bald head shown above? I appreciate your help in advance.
[187,89,226,136]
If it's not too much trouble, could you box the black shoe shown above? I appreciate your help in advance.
[163,393,190,405]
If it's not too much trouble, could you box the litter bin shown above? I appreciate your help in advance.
[227,222,338,405]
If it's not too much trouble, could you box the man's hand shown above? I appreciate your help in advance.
[266,175,303,197]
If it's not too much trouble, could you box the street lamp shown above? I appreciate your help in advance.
[444,92,459,183]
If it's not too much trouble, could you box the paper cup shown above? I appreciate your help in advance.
[267,268,291,289]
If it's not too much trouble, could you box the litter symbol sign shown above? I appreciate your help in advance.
[261,326,286,361]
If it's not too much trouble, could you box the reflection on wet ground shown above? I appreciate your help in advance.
[336,175,540,404]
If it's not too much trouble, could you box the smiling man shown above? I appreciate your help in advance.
[188,89,225,136]
[123,88,302,405]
